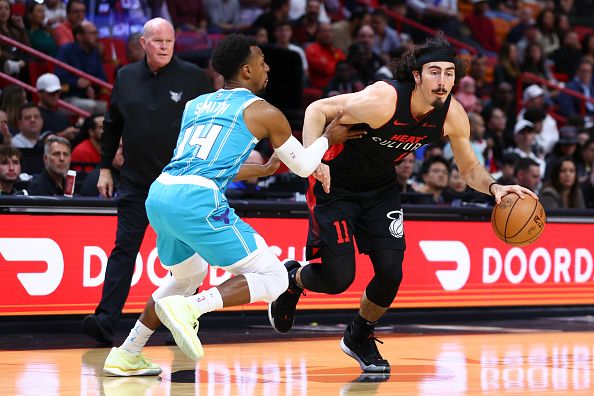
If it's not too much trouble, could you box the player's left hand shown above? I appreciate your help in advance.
[323,110,366,146]
[491,183,538,205]
[314,163,331,193]
[264,153,281,176]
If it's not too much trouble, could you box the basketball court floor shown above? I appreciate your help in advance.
[1,312,594,395]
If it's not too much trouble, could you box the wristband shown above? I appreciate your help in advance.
[488,182,498,196]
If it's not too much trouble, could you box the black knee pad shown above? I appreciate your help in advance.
[365,249,404,307]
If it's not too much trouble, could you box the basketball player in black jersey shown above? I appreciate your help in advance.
[268,34,538,373]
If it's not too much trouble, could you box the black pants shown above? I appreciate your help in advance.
[94,190,149,332]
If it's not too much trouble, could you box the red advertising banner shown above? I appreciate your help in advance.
[1,214,593,315]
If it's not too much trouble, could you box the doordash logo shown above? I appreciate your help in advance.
[0,238,64,295]
[419,241,471,291]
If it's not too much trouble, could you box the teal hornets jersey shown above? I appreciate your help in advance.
[163,88,262,190]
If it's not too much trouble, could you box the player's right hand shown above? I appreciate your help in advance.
[314,163,331,193]
[97,168,114,198]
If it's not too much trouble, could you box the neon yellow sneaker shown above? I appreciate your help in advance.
[155,295,204,361]
[103,347,162,376]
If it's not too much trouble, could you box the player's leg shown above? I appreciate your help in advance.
[83,192,149,345]
[269,198,360,333]
[154,199,287,360]
[104,192,208,376]
[340,248,404,373]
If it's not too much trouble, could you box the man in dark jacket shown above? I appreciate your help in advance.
[82,17,213,345]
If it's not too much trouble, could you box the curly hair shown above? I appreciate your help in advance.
[391,33,467,84]
[211,34,257,81]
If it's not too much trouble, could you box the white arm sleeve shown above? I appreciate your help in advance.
[274,135,329,178]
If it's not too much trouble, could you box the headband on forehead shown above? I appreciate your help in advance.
[416,49,456,67]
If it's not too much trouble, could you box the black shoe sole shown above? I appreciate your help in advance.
[82,315,113,345]
[340,338,391,373]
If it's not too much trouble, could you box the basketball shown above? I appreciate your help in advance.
[491,193,546,246]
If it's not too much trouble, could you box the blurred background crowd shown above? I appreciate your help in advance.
[0,0,593,210]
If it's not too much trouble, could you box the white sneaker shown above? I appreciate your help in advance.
[155,295,204,361]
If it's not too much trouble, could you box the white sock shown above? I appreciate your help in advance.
[120,320,154,354]
[189,287,223,315]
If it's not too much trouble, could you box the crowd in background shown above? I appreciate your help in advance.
[0,0,593,210]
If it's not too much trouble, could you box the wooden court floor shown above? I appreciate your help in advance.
[1,331,594,395]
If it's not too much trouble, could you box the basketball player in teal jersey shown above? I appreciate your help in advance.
[102,33,364,376]
[268,34,538,373]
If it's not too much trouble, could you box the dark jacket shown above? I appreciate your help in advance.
[100,56,212,193]
[27,169,65,196]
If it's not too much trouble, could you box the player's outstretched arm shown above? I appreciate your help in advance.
[446,99,538,204]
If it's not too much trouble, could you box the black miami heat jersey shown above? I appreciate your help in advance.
[319,80,451,192]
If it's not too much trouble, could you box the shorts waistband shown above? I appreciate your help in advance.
[156,173,219,190]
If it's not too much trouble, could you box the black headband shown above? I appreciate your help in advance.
[416,49,456,66]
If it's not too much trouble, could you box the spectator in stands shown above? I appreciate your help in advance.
[249,25,269,44]
[306,23,346,90]
[555,13,571,41]
[11,103,43,149]
[79,139,123,196]
[469,55,491,100]
[291,0,321,46]
[56,21,108,115]
[24,1,58,56]
[167,0,208,33]
[71,113,102,171]
[289,0,331,22]
[239,0,269,27]
[0,146,25,195]
[0,110,10,146]
[443,163,487,206]
[414,156,450,204]
[582,34,594,64]
[557,60,594,119]
[455,76,480,113]
[577,137,594,183]
[35,73,79,140]
[520,42,555,84]
[51,0,86,46]
[27,136,71,196]
[506,5,534,44]
[204,0,247,33]
[518,84,559,156]
[444,112,486,165]
[516,24,541,64]
[406,0,464,44]
[581,162,594,208]
[331,7,369,54]
[507,119,546,177]
[369,9,401,64]
[514,157,542,193]
[545,125,580,180]
[0,0,29,78]
[324,60,364,97]
[464,0,498,55]
[493,42,521,89]
[535,9,560,57]
[347,33,384,86]
[44,0,66,29]
[482,81,516,137]
[550,31,582,80]
[126,33,144,63]
[395,152,416,193]
[272,21,308,81]
[496,152,520,185]
[540,156,585,209]
[251,0,290,44]
[484,107,508,167]
[0,84,27,134]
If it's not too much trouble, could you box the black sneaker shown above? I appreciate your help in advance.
[268,260,303,333]
[82,314,114,346]
[340,323,390,373]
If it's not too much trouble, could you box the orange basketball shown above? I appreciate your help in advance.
[491,193,546,246]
